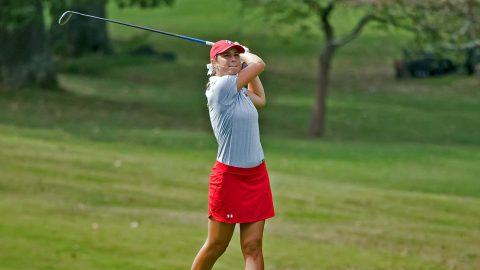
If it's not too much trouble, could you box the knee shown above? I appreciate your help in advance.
[241,238,263,258]
[205,239,229,256]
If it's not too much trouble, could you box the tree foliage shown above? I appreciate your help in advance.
[0,0,43,30]
[49,0,174,56]
[385,0,480,50]
[241,0,388,137]
[244,0,480,49]
[114,0,174,8]
[0,0,175,90]
[0,0,175,38]
[240,0,480,137]
[0,0,57,90]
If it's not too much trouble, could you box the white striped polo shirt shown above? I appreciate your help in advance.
[205,75,264,168]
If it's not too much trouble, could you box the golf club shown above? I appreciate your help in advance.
[58,10,214,46]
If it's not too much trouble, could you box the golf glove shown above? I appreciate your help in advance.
[234,41,250,53]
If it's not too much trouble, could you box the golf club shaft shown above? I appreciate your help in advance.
[59,11,214,46]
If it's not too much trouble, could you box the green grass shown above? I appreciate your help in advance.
[1,128,479,270]
[1,0,480,269]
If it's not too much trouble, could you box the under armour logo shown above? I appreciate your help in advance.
[226,214,234,219]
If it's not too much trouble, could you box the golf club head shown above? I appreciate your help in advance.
[58,11,73,25]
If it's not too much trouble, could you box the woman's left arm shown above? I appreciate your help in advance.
[247,76,266,108]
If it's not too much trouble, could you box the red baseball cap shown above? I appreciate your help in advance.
[210,40,245,60]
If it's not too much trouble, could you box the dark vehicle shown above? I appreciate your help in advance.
[465,47,478,75]
[394,47,478,79]
[394,54,457,78]
[406,57,457,78]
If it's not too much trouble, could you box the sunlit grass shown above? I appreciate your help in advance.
[1,128,479,269]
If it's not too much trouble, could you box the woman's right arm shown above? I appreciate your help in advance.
[237,52,265,90]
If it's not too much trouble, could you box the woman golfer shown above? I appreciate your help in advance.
[191,40,275,270]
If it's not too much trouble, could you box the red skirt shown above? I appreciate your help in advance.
[208,160,275,224]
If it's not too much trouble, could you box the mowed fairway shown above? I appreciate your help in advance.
[1,0,480,269]
[1,127,480,270]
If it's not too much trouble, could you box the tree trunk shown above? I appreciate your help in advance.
[0,0,57,90]
[309,43,336,137]
[50,0,112,57]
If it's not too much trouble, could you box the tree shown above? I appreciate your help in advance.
[49,0,174,57]
[0,0,175,90]
[374,0,480,74]
[0,0,57,90]
[241,0,388,137]
[241,0,480,137]
[384,0,480,50]
[49,0,112,56]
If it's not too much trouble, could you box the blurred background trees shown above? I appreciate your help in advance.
[373,0,479,75]
[49,0,113,57]
[1,0,478,137]
[49,0,174,57]
[241,0,480,137]
[0,0,173,90]
[0,0,57,90]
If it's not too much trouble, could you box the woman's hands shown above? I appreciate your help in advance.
[237,50,265,90]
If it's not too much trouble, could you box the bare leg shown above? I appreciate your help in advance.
[191,219,235,270]
[240,220,265,270]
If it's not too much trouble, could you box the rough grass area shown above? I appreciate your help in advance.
[1,128,479,270]
[1,0,480,269]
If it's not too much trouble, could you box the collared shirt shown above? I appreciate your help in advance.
[206,75,264,168]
